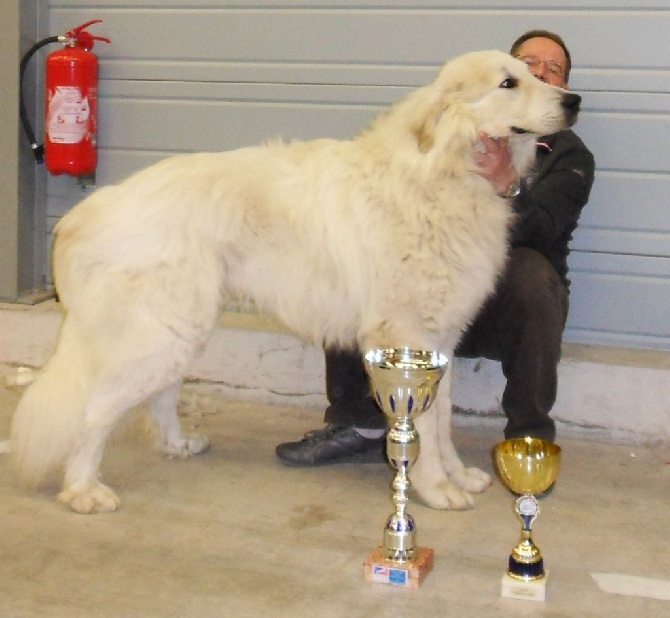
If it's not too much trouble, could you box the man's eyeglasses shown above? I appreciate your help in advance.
[515,55,565,80]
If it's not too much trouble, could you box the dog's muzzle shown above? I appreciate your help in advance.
[512,92,582,134]
[562,92,581,126]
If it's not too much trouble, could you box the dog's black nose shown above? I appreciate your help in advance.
[562,92,581,112]
[562,92,581,125]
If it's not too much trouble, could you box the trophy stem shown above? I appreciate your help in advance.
[383,417,418,563]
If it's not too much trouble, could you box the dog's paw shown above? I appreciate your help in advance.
[413,478,475,511]
[413,467,491,509]
[58,482,121,514]
[160,433,210,459]
[451,466,493,494]
[410,464,475,510]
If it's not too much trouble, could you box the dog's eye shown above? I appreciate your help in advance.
[500,77,518,89]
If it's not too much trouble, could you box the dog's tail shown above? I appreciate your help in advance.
[11,317,91,487]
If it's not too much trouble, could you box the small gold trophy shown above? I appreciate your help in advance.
[494,437,561,602]
[362,347,448,589]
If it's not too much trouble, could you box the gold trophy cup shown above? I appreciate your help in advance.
[362,347,448,588]
[494,437,561,601]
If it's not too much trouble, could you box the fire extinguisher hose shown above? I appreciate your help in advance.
[19,36,64,164]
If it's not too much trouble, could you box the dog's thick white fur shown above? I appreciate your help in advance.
[11,50,580,514]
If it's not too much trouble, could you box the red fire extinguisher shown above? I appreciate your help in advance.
[20,20,110,186]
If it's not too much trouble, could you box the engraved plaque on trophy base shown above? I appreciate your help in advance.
[364,546,434,589]
[500,571,549,602]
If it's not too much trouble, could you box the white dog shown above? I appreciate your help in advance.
[11,50,580,514]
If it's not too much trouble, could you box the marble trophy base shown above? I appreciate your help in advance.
[500,571,549,602]
[364,547,434,589]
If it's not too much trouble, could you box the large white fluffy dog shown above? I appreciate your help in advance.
[11,50,580,514]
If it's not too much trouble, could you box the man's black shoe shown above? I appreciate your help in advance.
[275,424,386,466]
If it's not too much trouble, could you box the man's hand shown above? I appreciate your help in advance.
[473,133,519,196]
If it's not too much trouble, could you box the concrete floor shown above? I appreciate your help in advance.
[0,375,668,617]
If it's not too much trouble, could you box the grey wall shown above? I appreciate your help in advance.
[0,0,50,302]
[30,1,670,349]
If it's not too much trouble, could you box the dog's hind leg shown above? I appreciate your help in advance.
[57,347,196,513]
[57,386,140,514]
[147,382,210,458]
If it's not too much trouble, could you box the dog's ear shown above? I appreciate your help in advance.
[411,99,445,153]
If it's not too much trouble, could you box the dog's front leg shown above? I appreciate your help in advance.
[409,360,492,509]
[435,385,493,496]
[410,367,476,510]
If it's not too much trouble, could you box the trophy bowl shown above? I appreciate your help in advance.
[495,437,561,496]
[364,347,448,422]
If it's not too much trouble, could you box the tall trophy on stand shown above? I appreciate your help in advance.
[362,347,448,589]
[494,437,561,602]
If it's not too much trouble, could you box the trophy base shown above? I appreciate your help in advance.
[500,571,549,602]
[364,546,434,589]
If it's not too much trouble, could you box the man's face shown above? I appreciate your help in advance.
[514,37,568,88]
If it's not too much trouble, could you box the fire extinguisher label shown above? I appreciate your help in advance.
[47,86,90,144]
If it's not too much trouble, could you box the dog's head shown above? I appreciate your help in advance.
[411,50,581,154]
